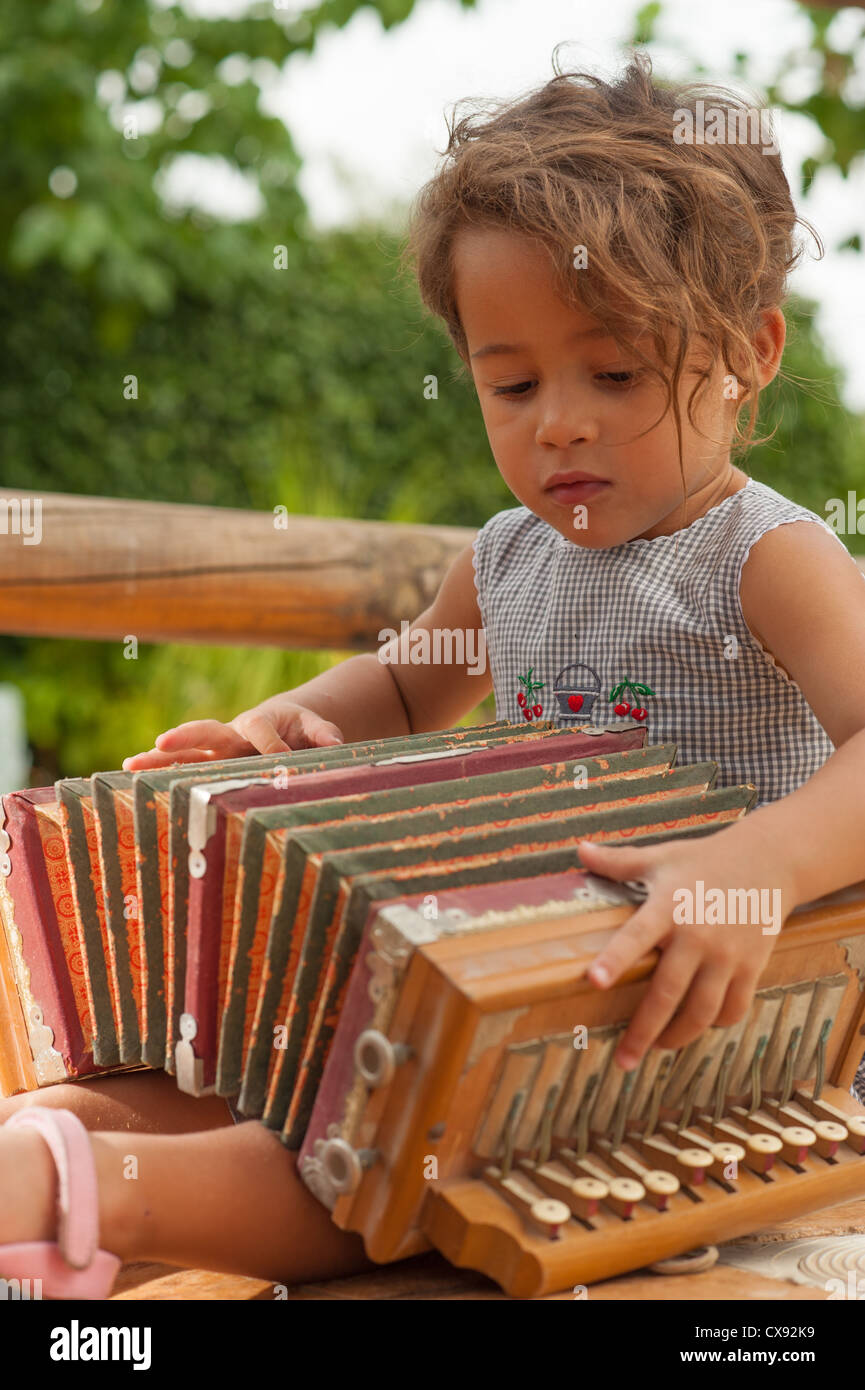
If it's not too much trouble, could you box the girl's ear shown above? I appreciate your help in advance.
[753,307,786,386]
[724,308,786,404]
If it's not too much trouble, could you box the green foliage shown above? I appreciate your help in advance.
[1,224,503,779]
[0,0,495,778]
[627,3,865,215]
[748,304,865,515]
[766,6,865,193]
[0,228,500,516]
[631,3,662,47]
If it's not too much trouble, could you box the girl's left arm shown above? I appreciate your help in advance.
[578,518,865,1069]
[733,518,865,901]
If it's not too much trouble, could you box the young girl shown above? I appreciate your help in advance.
[3,53,865,1298]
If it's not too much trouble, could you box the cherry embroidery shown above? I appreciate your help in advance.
[517,667,545,721]
[608,677,655,723]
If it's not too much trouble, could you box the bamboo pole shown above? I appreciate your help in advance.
[0,490,474,650]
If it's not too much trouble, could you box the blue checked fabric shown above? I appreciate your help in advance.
[472,477,852,810]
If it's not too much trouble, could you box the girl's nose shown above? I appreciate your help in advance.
[534,392,598,449]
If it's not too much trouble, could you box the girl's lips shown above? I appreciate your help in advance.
[547,480,611,505]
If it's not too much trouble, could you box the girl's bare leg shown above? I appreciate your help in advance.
[1,1078,372,1284]
[0,1070,235,1134]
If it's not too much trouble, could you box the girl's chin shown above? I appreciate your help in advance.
[540,507,624,549]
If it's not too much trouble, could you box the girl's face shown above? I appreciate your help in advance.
[452,225,747,547]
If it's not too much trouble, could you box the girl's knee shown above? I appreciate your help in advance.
[6,1080,135,1127]
[21,1082,93,1114]
[0,1083,87,1122]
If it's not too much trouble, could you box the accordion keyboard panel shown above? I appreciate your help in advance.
[426,977,865,1296]
[325,890,865,1297]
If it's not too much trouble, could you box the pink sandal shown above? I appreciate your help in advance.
[0,1107,121,1299]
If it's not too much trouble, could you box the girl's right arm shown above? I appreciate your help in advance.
[123,543,490,769]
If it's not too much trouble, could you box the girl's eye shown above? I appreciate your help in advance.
[492,373,639,397]
[597,371,638,385]
[492,381,535,397]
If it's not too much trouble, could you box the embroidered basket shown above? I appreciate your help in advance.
[552,660,601,720]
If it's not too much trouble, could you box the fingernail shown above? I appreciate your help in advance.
[617,1051,638,1071]
[589,963,610,987]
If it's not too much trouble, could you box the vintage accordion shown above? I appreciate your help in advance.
[1,717,864,1298]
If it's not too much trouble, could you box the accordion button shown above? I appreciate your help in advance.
[810,1119,847,1159]
[812,1120,846,1142]
[529,1198,571,1237]
[572,1177,607,1200]
[711,1142,745,1164]
[841,1116,865,1153]
[320,1138,378,1195]
[354,1029,412,1088]
[643,1170,678,1196]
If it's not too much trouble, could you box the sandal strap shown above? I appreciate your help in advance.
[6,1108,98,1270]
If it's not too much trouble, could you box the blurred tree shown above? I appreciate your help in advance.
[0,0,478,312]
[631,2,865,207]
[0,0,492,777]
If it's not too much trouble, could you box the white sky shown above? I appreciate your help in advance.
[161,0,865,408]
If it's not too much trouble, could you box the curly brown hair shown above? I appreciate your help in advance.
[403,48,821,485]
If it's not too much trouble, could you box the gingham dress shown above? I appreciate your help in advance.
[472,477,851,808]
[473,475,865,1101]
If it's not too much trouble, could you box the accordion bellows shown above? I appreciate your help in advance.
[2,718,864,1297]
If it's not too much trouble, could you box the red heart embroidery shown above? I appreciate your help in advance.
[567,694,583,712]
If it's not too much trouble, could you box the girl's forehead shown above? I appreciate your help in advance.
[452,227,602,335]
[450,224,684,366]
[452,224,553,278]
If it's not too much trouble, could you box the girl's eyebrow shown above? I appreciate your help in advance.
[471,326,615,360]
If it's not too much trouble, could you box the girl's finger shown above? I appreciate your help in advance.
[613,939,702,1069]
[587,903,668,988]
[655,963,732,1052]
[576,839,655,882]
[231,711,291,755]
[155,721,246,753]
[290,709,344,749]
[122,747,224,771]
[714,969,760,1029]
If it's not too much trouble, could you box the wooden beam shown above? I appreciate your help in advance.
[0,489,861,651]
[0,490,474,650]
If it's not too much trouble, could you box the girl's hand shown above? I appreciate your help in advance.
[122,699,344,771]
[576,826,800,1071]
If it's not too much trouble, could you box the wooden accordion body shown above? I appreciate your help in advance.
[303,880,865,1298]
[0,716,864,1297]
